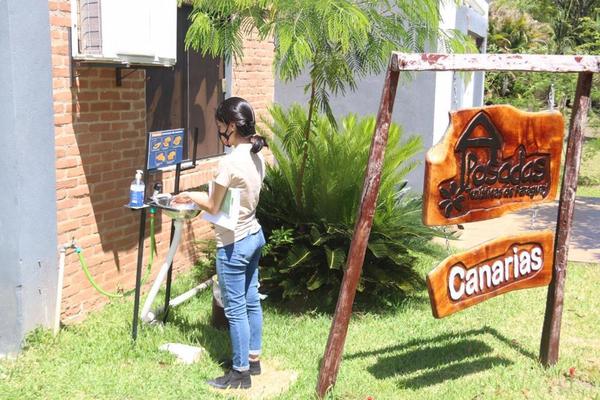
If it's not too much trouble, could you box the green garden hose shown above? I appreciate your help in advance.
[76,208,157,298]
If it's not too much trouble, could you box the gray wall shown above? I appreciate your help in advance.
[275,71,437,191]
[0,0,58,356]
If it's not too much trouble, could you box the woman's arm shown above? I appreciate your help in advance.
[172,183,228,215]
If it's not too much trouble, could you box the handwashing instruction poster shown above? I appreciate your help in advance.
[147,128,185,170]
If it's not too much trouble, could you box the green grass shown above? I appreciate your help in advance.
[577,185,600,198]
[578,138,600,198]
[1,254,599,399]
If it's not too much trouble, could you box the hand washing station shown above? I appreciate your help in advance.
[127,127,210,339]
[140,194,201,323]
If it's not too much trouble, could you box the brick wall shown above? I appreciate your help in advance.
[232,30,275,130]
[50,1,275,322]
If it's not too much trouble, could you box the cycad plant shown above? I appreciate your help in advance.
[257,105,438,304]
[185,0,474,209]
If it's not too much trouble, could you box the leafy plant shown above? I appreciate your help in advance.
[184,0,475,209]
[257,105,440,304]
[192,239,217,282]
[487,1,553,54]
[485,0,600,122]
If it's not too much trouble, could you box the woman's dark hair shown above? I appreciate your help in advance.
[215,97,267,153]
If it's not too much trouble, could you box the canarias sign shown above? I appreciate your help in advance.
[423,105,563,226]
[426,231,554,318]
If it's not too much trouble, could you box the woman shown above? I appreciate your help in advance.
[172,97,267,390]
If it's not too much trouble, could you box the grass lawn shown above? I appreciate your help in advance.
[1,252,599,399]
[578,138,600,198]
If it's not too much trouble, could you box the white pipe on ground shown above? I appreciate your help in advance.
[151,278,213,316]
[54,248,66,336]
[141,219,184,323]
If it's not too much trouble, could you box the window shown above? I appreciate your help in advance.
[146,5,224,161]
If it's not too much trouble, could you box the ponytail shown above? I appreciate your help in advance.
[250,134,268,153]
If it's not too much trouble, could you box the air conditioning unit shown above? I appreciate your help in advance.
[71,0,177,67]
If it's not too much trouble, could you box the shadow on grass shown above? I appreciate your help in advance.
[396,356,512,388]
[166,310,232,367]
[345,326,533,389]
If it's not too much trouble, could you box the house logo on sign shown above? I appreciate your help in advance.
[437,111,551,219]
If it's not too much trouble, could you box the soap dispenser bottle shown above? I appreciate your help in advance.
[129,169,145,207]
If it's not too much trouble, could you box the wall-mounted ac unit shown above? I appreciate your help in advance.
[71,0,177,67]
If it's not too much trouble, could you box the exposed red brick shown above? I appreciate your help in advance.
[50,12,273,323]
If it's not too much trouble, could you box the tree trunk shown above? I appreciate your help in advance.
[295,77,317,210]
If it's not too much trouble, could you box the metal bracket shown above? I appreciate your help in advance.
[115,68,139,87]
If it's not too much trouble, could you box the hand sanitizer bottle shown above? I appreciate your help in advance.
[129,170,145,207]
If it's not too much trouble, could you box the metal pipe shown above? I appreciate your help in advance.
[169,278,212,307]
[55,240,75,336]
[55,248,65,336]
[151,278,213,317]
[141,219,184,323]
[163,163,183,323]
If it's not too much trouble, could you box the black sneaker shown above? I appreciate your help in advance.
[219,359,261,375]
[207,369,251,389]
[249,360,261,376]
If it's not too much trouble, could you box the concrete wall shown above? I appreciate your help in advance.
[275,71,438,191]
[0,0,58,356]
[274,0,489,192]
[432,0,489,146]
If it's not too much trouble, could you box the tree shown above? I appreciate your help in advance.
[485,0,600,124]
[487,1,553,54]
[184,0,473,209]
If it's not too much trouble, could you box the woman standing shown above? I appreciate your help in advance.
[172,97,267,390]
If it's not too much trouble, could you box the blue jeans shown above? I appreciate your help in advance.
[216,228,265,372]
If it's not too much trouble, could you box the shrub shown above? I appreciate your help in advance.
[257,105,439,305]
[192,239,217,283]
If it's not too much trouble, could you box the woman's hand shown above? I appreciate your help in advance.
[170,186,225,214]
[171,192,193,205]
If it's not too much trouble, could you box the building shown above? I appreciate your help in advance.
[1,0,274,356]
[1,0,488,355]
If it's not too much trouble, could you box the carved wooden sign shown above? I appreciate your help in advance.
[426,231,554,318]
[423,105,564,226]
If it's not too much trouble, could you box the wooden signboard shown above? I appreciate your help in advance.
[423,105,564,226]
[427,231,554,318]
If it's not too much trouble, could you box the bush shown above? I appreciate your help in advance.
[192,239,216,283]
[257,105,439,305]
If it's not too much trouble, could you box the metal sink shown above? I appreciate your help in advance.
[149,194,201,220]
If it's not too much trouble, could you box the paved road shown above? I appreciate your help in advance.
[444,196,600,264]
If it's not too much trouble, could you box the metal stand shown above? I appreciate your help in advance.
[130,128,200,340]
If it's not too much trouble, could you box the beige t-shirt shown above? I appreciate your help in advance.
[213,143,265,247]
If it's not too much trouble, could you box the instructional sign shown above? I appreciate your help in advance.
[426,231,554,318]
[423,105,563,225]
[147,128,185,170]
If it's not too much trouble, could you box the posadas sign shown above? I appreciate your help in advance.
[423,105,564,225]
[426,231,554,318]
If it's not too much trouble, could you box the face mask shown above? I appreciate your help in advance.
[218,127,233,148]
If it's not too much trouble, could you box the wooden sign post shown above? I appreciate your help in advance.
[315,53,598,399]
[540,72,593,366]
[316,62,400,398]
[393,53,598,368]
